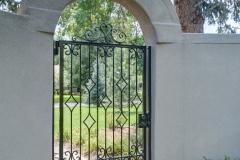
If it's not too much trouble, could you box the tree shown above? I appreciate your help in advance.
[174,0,240,33]
[0,0,20,13]
[85,59,105,105]
[55,0,143,41]
[54,0,144,102]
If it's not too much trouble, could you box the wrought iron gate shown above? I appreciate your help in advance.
[53,24,151,160]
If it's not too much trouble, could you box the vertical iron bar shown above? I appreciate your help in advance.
[120,47,123,158]
[135,49,138,158]
[88,44,91,160]
[143,48,147,160]
[112,48,115,158]
[79,45,82,160]
[128,48,131,157]
[70,44,73,156]
[148,46,152,160]
[59,41,64,160]
[104,47,107,159]
[96,45,99,158]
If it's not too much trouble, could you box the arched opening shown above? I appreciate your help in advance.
[53,1,152,159]
[53,0,156,45]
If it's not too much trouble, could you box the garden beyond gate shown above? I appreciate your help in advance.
[54,24,151,160]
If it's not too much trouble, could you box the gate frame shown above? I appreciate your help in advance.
[53,24,152,160]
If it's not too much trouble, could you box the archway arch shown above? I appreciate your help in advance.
[18,0,181,44]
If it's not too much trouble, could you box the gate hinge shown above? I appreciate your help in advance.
[138,112,150,128]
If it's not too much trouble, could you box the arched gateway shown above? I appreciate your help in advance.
[19,0,180,160]
[19,0,178,159]
[43,0,178,160]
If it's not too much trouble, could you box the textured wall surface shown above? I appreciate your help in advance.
[0,0,240,160]
[153,34,240,160]
[0,11,53,159]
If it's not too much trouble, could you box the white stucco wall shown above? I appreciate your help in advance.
[153,34,240,160]
[0,0,240,160]
[0,11,53,159]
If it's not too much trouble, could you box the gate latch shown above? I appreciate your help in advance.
[138,112,150,128]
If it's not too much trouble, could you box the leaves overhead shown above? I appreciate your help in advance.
[195,0,240,33]
[55,0,143,43]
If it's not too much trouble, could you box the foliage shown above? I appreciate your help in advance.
[85,59,105,105]
[107,112,128,129]
[195,0,240,33]
[0,0,20,13]
[55,0,143,41]
[54,106,143,157]
[63,90,71,95]
[102,47,143,106]
[54,0,145,109]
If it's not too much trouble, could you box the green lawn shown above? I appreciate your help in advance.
[54,94,81,103]
[54,106,142,134]
[54,105,143,156]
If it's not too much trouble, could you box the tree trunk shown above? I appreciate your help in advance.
[174,0,204,33]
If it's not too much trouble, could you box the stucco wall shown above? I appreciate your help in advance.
[0,0,240,160]
[0,11,53,159]
[153,34,240,160]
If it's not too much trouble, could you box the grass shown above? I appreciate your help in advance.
[54,106,141,127]
[54,105,143,157]
[54,94,81,103]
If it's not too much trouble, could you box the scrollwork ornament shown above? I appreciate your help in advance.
[106,47,114,57]
[130,144,138,155]
[63,44,80,56]
[129,48,137,58]
[98,46,113,57]
[98,147,112,159]
[136,48,144,59]
[110,28,126,44]
[71,44,80,56]
[72,23,127,44]
[129,48,144,59]
[63,44,71,55]
[63,150,80,160]
[98,46,106,57]
[137,143,143,155]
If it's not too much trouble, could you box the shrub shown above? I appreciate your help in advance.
[63,90,71,95]
[107,112,127,129]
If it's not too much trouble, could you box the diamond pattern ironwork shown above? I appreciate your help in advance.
[83,77,96,92]
[64,95,78,110]
[116,77,127,91]
[116,112,127,127]
[131,94,142,109]
[83,114,96,129]
[100,94,112,109]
